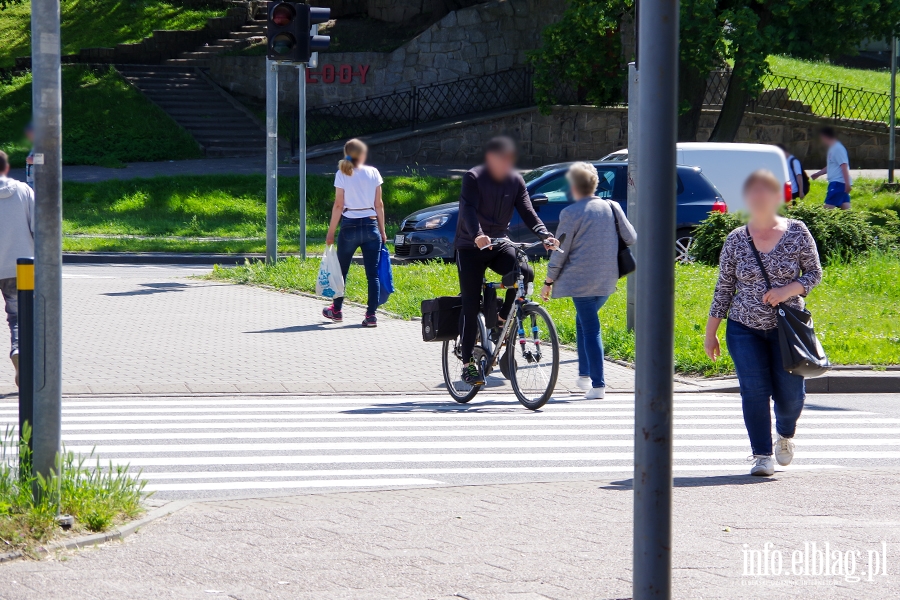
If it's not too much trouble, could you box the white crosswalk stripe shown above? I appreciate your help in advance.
[2,393,898,498]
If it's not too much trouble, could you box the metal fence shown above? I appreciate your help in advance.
[706,69,900,130]
[293,67,900,154]
[293,68,536,153]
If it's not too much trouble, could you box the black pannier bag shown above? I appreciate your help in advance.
[421,296,462,342]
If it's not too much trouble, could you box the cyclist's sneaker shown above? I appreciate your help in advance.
[461,362,485,386]
[361,313,378,327]
[575,376,591,391]
[322,305,343,323]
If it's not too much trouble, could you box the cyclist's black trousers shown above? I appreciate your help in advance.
[456,246,534,364]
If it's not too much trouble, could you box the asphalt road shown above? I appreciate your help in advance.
[2,391,896,501]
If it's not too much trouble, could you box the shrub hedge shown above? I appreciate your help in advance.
[692,204,899,266]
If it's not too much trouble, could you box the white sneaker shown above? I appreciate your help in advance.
[575,376,591,391]
[585,387,605,399]
[749,455,775,476]
[774,434,795,466]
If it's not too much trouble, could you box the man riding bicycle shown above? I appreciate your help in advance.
[455,137,558,386]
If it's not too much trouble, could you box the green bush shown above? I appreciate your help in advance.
[783,204,876,262]
[691,212,745,266]
[692,204,896,266]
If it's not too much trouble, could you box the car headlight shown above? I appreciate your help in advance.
[415,214,450,230]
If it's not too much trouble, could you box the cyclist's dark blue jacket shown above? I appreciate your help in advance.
[454,165,550,250]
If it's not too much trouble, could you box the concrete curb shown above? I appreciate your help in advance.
[0,500,190,564]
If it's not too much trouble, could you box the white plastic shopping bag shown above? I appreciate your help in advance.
[316,245,345,299]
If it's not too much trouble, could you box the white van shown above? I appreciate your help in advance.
[599,142,792,212]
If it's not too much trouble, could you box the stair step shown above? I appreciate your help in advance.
[192,138,266,146]
[163,59,212,67]
[123,73,201,81]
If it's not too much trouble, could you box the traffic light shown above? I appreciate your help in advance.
[266,2,331,63]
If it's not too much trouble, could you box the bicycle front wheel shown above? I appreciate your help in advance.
[507,304,560,410]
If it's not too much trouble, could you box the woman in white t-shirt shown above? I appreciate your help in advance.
[322,139,387,327]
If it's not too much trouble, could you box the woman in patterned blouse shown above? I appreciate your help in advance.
[705,170,823,477]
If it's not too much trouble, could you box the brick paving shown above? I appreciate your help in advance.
[0,264,637,397]
[1,469,899,598]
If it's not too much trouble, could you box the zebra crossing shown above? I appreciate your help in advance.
[2,393,899,499]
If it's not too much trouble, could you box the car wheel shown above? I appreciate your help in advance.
[675,228,695,264]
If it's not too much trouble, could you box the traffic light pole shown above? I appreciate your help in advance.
[298,62,307,260]
[633,0,678,596]
[30,0,64,495]
[266,59,278,264]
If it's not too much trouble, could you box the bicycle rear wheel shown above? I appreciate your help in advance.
[441,314,489,403]
[507,304,560,410]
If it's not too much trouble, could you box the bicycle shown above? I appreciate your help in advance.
[442,238,561,410]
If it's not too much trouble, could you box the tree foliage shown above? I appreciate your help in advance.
[531,0,900,140]
[528,0,631,112]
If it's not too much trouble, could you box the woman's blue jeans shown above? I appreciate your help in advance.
[572,296,609,389]
[334,217,381,315]
[725,319,805,456]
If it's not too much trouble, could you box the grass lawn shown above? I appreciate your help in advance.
[0,66,202,168]
[0,428,146,551]
[768,56,892,92]
[799,179,900,213]
[208,252,900,376]
[0,0,222,68]
[61,173,460,253]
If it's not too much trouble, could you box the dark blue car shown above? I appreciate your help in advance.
[393,161,726,262]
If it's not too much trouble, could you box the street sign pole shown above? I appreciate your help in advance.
[626,62,639,332]
[633,0,678,596]
[266,59,279,263]
[890,36,897,184]
[298,61,308,260]
[30,0,64,496]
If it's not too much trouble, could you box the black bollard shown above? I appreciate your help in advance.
[16,257,34,474]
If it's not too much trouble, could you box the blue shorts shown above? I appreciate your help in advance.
[824,181,850,207]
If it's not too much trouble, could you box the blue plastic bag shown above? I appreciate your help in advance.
[377,244,394,306]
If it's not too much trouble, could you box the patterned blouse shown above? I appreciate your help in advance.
[709,220,823,330]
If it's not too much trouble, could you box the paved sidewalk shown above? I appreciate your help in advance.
[0,264,636,397]
[1,469,898,598]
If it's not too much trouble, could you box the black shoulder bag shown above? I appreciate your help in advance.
[607,200,635,278]
[745,227,830,378]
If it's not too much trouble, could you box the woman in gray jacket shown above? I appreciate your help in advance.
[540,162,636,399]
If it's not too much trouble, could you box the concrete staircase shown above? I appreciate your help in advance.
[163,17,266,68]
[117,65,266,158]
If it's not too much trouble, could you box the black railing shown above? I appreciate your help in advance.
[705,69,900,130]
[292,68,537,154]
[291,67,900,155]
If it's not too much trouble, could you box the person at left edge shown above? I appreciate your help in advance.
[0,150,35,386]
[455,136,558,386]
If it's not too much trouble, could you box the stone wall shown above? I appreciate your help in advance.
[209,0,567,108]
[311,0,489,23]
[309,106,895,169]
[697,110,889,169]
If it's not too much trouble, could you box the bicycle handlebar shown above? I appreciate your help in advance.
[487,236,564,253]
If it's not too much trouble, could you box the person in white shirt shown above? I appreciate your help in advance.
[0,151,35,385]
[810,126,851,210]
[322,139,387,327]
